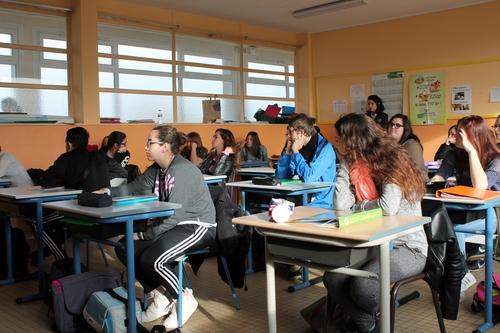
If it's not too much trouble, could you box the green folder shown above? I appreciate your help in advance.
[338,208,382,228]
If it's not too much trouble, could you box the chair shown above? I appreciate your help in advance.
[390,199,466,333]
[175,248,241,328]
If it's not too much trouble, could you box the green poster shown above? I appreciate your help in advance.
[409,72,446,125]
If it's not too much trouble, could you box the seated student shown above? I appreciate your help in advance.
[37,127,109,260]
[431,115,499,275]
[100,131,128,183]
[180,131,208,167]
[275,113,336,209]
[365,95,388,129]
[113,125,215,330]
[434,125,457,161]
[238,131,269,165]
[199,128,237,177]
[388,114,429,182]
[0,146,33,187]
[306,113,427,333]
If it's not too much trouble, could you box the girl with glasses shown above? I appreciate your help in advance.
[387,114,428,182]
[113,125,216,329]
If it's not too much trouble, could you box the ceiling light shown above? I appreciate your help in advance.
[293,0,368,19]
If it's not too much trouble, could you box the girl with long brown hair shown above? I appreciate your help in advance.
[310,113,427,333]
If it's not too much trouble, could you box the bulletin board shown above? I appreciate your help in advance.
[315,59,500,124]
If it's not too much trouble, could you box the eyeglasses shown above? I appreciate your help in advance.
[120,141,127,147]
[389,123,404,129]
[146,139,164,148]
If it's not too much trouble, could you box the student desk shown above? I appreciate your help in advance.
[237,167,276,178]
[233,206,430,333]
[226,179,334,288]
[43,200,180,333]
[0,186,81,301]
[424,194,500,333]
[203,174,227,185]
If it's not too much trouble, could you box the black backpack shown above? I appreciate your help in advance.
[0,214,29,280]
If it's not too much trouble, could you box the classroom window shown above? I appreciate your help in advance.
[0,9,68,116]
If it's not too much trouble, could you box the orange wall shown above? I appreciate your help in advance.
[311,1,500,161]
[0,123,336,171]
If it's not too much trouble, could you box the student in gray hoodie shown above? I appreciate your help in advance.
[114,125,216,330]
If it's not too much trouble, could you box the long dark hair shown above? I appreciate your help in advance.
[389,114,423,148]
[335,113,424,203]
[367,95,385,114]
[187,132,204,149]
[245,131,262,159]
[457,115,500,169]
[216,128,236,151]
[100,131,126,154]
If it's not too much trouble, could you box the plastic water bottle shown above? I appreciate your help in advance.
[156,109,163,124]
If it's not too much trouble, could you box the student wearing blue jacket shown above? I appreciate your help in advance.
[275,113,336,209]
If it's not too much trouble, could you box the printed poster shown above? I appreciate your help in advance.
[451,85,472,114]
[409,72,446,125]
[371,71,404,118]
[350,84,365,114]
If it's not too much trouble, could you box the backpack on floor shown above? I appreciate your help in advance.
[471,272,500,324]
[51,268,122,333]
[0,215,29,279]
[83,286,147,333]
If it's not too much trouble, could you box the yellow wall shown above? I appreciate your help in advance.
[311,1,500,160]
[0,123,336,171]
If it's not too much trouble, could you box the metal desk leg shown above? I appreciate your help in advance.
[477,207,495,333]
[265,237,277,333]
[125,218,137,333]
[73,236,81,274]
[379,242,390,333]
[243,191,255,275]
[0,216,14,285]
[16,201,45,303]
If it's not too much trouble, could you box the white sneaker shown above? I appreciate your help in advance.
[461,271,477,293]
[163,289,198,329]
[142,288,172,323]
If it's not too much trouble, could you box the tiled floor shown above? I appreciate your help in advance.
[0,243,497,333]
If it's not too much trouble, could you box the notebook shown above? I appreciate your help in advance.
[112,194,158,206]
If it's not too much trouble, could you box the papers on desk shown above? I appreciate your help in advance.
[112,194,158,206]
[294,211,338,227]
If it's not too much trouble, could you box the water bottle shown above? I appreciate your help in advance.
[157,109,163,124]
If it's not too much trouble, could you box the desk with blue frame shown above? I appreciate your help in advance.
[424,194,500,333]
[0,186,81,298]
[43,199,181,333]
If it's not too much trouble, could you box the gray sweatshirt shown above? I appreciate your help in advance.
[113,155,216,240]
[334,162,428,255]
[0,152,33,187]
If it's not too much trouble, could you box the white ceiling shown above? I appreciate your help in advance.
[122,0,493,33]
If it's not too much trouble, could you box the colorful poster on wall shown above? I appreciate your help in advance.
[409,72,446,125]
[451,85,472,114]
[371,71,404,119]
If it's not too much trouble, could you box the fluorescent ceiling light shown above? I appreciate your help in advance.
[293,0,368,18]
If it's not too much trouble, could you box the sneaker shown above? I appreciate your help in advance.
[288,265,303,280]
[468,259,485,271]
[460,271,477,293]
[142,288,172,323]
[163,289,198,330]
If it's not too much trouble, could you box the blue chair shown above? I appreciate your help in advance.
[175,248,241,328]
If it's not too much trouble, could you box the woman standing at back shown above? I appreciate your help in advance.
[388,114,428,182]
[366,95,388,128]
